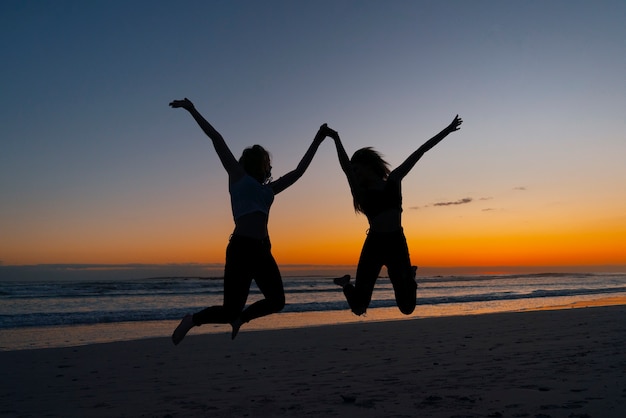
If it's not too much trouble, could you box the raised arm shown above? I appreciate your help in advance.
[169,98,244,181]
[327,127,358,191]
[389,115,462,181]
[269,124,328,195]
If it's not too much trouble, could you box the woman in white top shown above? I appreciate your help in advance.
[169,98,329,343]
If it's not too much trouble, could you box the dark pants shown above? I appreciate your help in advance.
[192,235,285,325]
[343,229,417,315]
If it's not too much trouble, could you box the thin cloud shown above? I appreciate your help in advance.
[409,196,491,210]
[433,197,473,206]
[514,186,527,191]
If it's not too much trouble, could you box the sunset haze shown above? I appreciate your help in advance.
[2,1,625,275]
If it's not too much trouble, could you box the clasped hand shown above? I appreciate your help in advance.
[316,123,339,142]
[169,98,194,110]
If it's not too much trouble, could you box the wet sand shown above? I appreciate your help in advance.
[2,304,625,417]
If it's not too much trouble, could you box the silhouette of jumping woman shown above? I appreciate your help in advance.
[327,115,462,316]
[169,98,328,344]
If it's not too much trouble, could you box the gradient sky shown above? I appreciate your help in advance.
[2,1,625,274]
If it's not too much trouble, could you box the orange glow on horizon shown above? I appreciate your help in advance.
[3,215,624,273]
[408,222,626,268]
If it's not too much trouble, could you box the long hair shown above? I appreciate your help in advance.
[350,147,390,213]
[239,145,271,183]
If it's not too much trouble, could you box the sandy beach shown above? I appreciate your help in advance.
[2,305,625,418]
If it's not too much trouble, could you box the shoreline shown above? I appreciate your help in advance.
[1,295,625,352]
[3,264,625,282]
[1,303,625,417]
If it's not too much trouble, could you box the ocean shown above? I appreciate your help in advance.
[1,272,625,351]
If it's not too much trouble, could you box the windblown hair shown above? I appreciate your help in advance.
[239,145,271,183]
[350,147,390,213]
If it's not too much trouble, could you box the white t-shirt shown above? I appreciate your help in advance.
[229,175,274,220]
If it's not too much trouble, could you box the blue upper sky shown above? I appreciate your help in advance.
[1,1,625,270]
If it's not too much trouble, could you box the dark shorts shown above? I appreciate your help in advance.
[344,229,417,315]
[193,234,285,325]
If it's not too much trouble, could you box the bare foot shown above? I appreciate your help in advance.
[230,317,243,340]
[172,314,194,345]
[333,275,351,288]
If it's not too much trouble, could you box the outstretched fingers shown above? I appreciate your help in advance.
[450,114,463,131]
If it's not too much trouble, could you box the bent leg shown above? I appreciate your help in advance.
[239,241,285,324]
[386,233,417,315]
[390,267,417,315]
[346,235,383,315]
[192,239,252,325]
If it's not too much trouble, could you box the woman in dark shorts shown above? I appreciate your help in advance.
[327,115,462,315]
